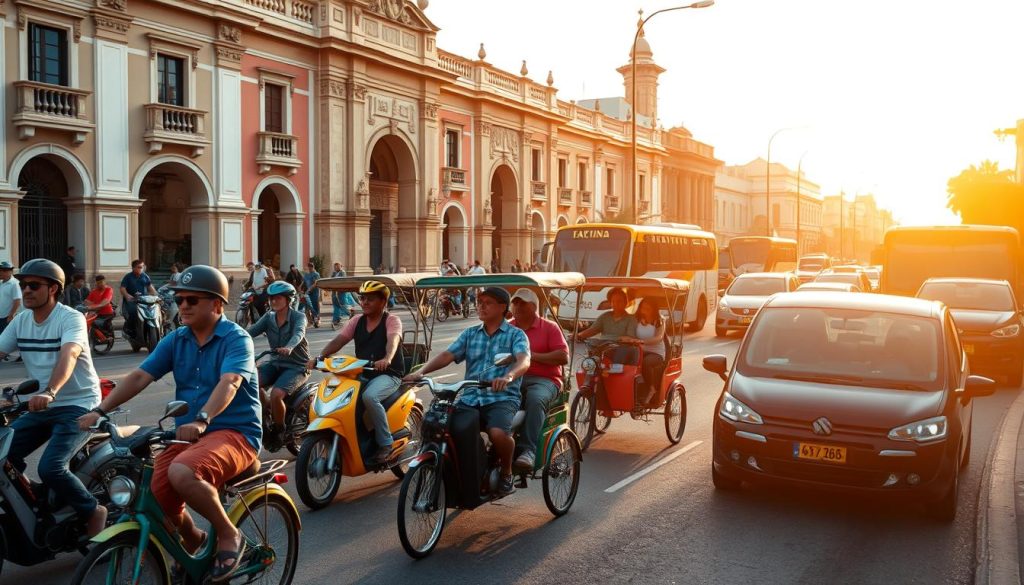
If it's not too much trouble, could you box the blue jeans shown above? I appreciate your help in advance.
[518,375,559,456]
[362,375,400,448]
[306,290,320,318]
[332,292,354,322]
[9,405,97,516]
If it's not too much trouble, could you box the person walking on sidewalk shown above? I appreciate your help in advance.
[329,262,354,326]
[0,261,22,335]
[301,262,321,325]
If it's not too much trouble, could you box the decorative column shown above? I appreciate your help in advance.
[473,120,493,267]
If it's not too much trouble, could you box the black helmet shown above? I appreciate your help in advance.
[171,265,230,303]
[16,258,65,288]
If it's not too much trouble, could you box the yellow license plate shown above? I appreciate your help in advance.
[739,316,752,324]
[794,442,847,464]
[964,344,975,355]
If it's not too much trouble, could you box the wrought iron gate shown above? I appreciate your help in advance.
[18,165,68,264]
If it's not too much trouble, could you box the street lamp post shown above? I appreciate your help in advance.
[765,125,805,236]
[630,0,714,224]
[796,150,808,254]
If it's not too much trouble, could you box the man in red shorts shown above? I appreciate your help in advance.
[80,265,260,582]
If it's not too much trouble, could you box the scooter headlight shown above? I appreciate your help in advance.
[107,475,136,507]
[580,357,598,375]
[315,387,355,417]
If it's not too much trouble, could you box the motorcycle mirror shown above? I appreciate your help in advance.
[16,379,40,396]
[160,400,189,426]
[493,353,514,367]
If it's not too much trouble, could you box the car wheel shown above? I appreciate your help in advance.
[712,462,741,491]
[686,298,708,332]
[1007,361,1023,388]
[715,325,728,338]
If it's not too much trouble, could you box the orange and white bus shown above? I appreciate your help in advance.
[547,223,718,330]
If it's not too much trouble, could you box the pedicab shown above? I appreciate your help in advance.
[396,272,585,558]
[292,272,437,510]
[568,277,690,450]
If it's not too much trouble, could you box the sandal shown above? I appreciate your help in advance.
[209,536,247,583]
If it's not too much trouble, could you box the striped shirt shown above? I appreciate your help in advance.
[0,303,100,410]
[447,320,530,407]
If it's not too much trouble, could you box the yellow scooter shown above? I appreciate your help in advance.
[295,354,423,510]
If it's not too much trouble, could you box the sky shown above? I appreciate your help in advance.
[426,0,1024,225]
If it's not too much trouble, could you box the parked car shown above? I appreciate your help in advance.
[704,292,996,521]
[715,272,800,337]
[916,277,1024,387]
[795,254,833,284]
[814,270,873,292]
[796,282,862,293]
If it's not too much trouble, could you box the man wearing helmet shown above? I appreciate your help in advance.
[309,280,404,465]
[0,259,107,536]
[79,265,260,582]
[247,281,309,450]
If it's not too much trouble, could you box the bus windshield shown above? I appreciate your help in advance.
[730,239,772,272]
[884,238,1016,296]
[550,227,631,276]
[718,248,732,272]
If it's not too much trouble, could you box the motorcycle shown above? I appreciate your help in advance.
[121,294,162,353]
[235,289,259,328]
[157,285,180,335]
[255,350,316,456]
[0,378,135,577]
[75,304,115,356]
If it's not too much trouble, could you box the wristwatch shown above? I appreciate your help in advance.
[90,406,107,417]
[43,386,57,399]
[195,411,211,426]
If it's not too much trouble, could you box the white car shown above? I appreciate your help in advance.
[715,272,800,337]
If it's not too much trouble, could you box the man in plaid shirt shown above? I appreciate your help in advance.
[405,286,530,495]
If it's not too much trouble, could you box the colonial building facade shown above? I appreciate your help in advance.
[1,0,718,279]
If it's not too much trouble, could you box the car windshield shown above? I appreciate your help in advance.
[918,281,1015,311]
[737,306,944,390]
[816,273,859,286]
[799,258,825,271]
[727,277,786,296]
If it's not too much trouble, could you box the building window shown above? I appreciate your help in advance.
[772,203,781,228]
[606,167,615,196]
[157,54,185,106]
[28,23,68,86]
[264,83,285,133]
[577,161,587,190]
[532,148,543,181]
[445,129,460,168]
[558,158,568,188]
[639,174,646,201]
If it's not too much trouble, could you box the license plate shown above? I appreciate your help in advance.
[964,344,974,355]
[739,316,752,324]
[794,442,847,464]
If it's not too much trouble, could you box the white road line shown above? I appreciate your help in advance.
[712,341,736,347]
[604,440,703,493]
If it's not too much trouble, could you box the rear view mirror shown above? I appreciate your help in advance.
[161,400,189,425]
[16,379,40,396]
[718,289,725,298]
[964,375,996,399]
[493,353,514,367]
[703,355,729,382]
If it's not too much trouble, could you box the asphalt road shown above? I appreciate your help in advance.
[1,314,1018,584]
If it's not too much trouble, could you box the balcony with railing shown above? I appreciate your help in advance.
[257,132,301,175]
[144,103,210,157]
[558,187,573,205]
[579,190,593,207]
[606,196,620,211]
[12,81,94,144]
[531,181,547,201]
[442,167,468,192]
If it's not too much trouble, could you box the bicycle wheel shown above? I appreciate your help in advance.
[542,431,581,517]
[392,407,424,479]
[398,461,446,559]
[71,530,168,585]
[595,387,611,433]
[235,493,300,585]
[295,432,342,510]
[91,330,114,355]
[236,308,251,328]
[569,392,596,451]
[664,386,687,444]
[436,305,449,322]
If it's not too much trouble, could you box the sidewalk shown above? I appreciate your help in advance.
[976,388,1024,585]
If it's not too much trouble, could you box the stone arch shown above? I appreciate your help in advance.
[367,130,419,272]
[252,176,304,273]
[440,201,468,269]
[9,143,93,199]
[132,155,215,270]
[489,163,519,271]
[556,214,570,229]
[576,216,588,224]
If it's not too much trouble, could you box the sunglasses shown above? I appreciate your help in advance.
[20,281,49,291]
[173,295,213,306]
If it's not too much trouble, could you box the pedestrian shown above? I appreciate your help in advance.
[330,262,354,326]
[263,259,277,282]
[64,274,90,307]
[0,261,21,335]
[59,246,77,281]
[490,258,500,273]
[301,261,321,323]
[285,264,303,289]
[512,259,524,273]
[167,262,182,286]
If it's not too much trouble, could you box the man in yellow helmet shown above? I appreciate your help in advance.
[309,280,404,464]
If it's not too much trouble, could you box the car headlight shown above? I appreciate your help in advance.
[719,391,763,425]
[888,415,947,443]
[107,475,136,507]
[315,387,355,417]
[580,357,598,374]
[718,300,728,311]
[991,324,1020,338]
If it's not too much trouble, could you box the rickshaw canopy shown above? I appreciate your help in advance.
[315,272,438,292]
[413,272,586,290]
[582,277,690,299]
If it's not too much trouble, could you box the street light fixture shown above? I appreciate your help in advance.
[764,125,806,236]
[630,0,714,224]
[796,150,808,254]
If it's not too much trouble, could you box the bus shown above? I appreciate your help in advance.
[880,225,1022,298]
[547,223,718,330]
[726,236,798,275]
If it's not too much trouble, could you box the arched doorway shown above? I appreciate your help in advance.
[257,191,280,267]
[137,159,212,274]
[441,204,467,268]
[368,134,417,272]
[17,157,68,264]
[530,211,546,268]
[576,216,588,224]
[490,165,518,271]
[253,180,303,274]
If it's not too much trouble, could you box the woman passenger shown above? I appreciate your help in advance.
[622,298,666,409]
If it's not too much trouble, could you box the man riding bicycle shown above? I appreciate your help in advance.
[0,259,107,537]
[247,281,310,450]
[310,280,404,465]
[404,286,530,495]
[79,265,260,582]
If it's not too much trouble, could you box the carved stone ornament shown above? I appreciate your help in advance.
[356,175,370,210]
[219,24,241,43]
[73,20,81,41]
[348,82,367,101]
[94,13,131,33]
[98,0,126,11]
[321,79,346,98]
[16,11,26,30]
[426,187,439,218]
[368,0,412,25]
[476,121,491,136]
[421,101,438,120]
[483,200,493,226]
[489,126,521,163]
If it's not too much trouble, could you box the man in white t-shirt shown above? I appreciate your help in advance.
[0,261,22,334]
[251,262,270,316]
[0,259,105,536]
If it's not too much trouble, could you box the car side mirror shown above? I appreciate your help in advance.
[703,354,729,382]
[964,374,996,399]
[16,379,40,396]
[493,353,514,367]
[160,400,190,427]
[717,289,725,298]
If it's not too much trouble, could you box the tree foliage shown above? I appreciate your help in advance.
[947,161,1024,234]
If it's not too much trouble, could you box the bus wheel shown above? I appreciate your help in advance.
[686,297,708,332]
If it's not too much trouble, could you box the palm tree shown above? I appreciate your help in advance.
[946,160,1022,227]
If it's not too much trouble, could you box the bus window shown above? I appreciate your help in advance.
[551,227,631,277]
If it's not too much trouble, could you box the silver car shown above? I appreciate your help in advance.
[716,272,800,337]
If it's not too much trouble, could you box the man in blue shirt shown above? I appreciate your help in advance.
[301,261,321,325]
[119,259,155,339]
[404,287,530,495]
[80,265,260,582]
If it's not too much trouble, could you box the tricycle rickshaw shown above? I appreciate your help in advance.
[396,272,585,558]
[293,272,436,510]
[568,277,690,450]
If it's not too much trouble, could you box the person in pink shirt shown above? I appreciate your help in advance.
[508,288,569,472]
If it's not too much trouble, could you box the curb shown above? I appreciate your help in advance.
[976,389,1024,585]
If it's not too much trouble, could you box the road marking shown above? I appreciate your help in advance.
[604,440,703,493]
[712,341,736,348]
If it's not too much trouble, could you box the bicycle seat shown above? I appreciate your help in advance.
[224,459,261,489]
